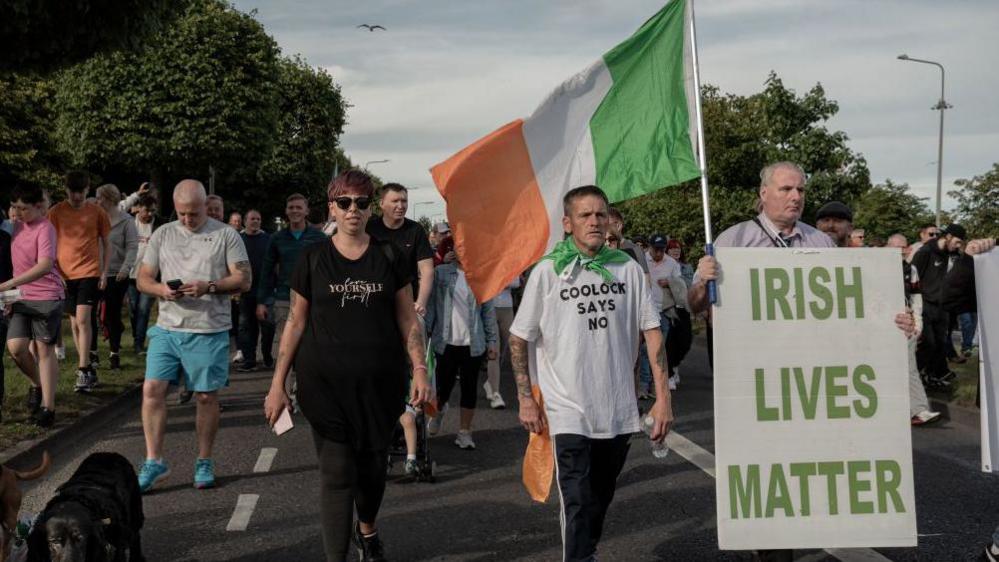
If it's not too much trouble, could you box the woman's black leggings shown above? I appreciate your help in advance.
[435,344,485,410]
[312,430,389,561]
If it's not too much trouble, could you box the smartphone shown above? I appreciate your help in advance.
[272,407,294,436]
[166,279,183,291]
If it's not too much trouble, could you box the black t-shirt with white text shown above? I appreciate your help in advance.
[290,238,413,450]
[366,218,433,297]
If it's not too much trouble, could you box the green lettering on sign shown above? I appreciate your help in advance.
[750,268,761,320]
[847,460,874,514]
[808,267,833,319]
[836,266,864,319]
[789,463,817,516]
[817,461,844,515]
[853,364,878,418]
[766,463,794,517]
[794,367,822,420]
[729,464,762,519]
[765,268,792,320]
[875,460,906,513]
[755,369,779,421]
[825,366,850,419]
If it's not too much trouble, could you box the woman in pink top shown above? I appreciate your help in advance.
[0,183,65,427]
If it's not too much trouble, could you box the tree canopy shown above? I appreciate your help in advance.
[852,180,934,243]
[0,0,181,72]
[949,163,999,238]
[54,0,282,184]
[0,72,64,189]
[619,72,871,256]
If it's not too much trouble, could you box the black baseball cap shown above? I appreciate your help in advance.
[649,234,667,248]
[941,224,966,240]
[815,201,853,222]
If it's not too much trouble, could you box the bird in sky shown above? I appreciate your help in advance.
[357,24,386,32]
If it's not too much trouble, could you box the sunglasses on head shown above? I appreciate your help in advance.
[331,196,372,211]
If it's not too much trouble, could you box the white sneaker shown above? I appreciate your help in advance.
[455,430,476,450]
[55,346,65,361]
[668,375,678,391]
[232,350,244,363]
[427,404,447,436]
[911,410,941,426]
[489,393,506,409]
[482,381,495,400]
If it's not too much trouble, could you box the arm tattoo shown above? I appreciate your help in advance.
[655,337,668,375]
[406,321,426,370]
[235,260,251,275]
[510,337,532,397]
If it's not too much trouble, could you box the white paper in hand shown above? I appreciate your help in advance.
[272,407,294,436]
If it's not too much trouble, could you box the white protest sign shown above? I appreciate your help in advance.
[713,247,917,550]
[976,250,999,473]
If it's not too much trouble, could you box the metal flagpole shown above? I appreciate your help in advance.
[687,0,716,303]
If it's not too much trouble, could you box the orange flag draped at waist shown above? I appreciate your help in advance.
[522,385,554,502]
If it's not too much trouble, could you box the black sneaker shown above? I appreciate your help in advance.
[236,362,257,373]
[32,407,55,428]
[939,371,957,383]
[262,358,274,370]
[26,386,42,415]
[109,353,121,370]
[352,522,387,561]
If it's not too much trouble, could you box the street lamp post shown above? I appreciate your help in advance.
[897,54,951,227]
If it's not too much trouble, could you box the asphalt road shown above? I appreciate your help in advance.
[14,337,999,561]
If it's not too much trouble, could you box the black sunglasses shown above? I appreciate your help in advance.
[331,196,372,211]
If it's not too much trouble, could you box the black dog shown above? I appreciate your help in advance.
[28,452,144,562]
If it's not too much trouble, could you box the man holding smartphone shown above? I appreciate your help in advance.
[136,180,250,493]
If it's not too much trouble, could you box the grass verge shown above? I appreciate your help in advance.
[1,316,146,451]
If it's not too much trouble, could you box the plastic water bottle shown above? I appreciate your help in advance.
[642,415,670,459]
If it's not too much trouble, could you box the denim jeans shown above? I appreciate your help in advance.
[958,312,977,353]
[128,280,154,350]
[639,311,671,391]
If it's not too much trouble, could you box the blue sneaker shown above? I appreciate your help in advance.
[137,459,170,493]
[194,458,216,489]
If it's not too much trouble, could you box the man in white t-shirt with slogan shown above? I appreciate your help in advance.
[510,185,674,562]
[135,180,251,493]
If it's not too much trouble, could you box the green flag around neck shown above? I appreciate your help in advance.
[542,239,632,283]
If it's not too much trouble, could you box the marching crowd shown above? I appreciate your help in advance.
[1,161,997,561]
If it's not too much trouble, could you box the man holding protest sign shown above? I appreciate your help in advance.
[689,162,918,559]
[510,185,673,562]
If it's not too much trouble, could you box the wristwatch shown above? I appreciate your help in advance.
[208,281,218,295]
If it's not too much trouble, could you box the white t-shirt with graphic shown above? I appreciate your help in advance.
[510,259,660,438]
[143,218,248,333]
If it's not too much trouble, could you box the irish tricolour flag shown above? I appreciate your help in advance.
[431,0,701,302]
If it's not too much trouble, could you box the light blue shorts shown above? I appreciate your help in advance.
[145,326,230,392]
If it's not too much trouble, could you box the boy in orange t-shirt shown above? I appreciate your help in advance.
[47,171,111,392]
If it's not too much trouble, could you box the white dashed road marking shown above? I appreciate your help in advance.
[226,494,260,532]
[668,431,893,562]
[253,447,278,473]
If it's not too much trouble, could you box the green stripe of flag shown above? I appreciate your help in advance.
[591,0,701,202]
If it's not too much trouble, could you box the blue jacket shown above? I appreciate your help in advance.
[425,263,498,357]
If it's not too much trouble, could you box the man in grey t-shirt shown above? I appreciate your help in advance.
[135,180,250,493]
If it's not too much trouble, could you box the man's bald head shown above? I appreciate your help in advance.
[174,180,207,204]
[173,180,208,231]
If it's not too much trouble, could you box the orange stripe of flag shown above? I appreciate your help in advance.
[431,120,550,302]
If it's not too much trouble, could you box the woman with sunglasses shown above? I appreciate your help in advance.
[264,169,431,561]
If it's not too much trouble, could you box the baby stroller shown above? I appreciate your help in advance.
[387,338,437,482]
[387,404,436,482]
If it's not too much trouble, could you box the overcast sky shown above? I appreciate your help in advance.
[232,0,999,222]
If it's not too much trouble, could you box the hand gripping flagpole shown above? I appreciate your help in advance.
[687,0,716,304]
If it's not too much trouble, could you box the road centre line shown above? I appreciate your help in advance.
[254,447,278,473]
[667,430,892,562]
[226,494,260,532]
